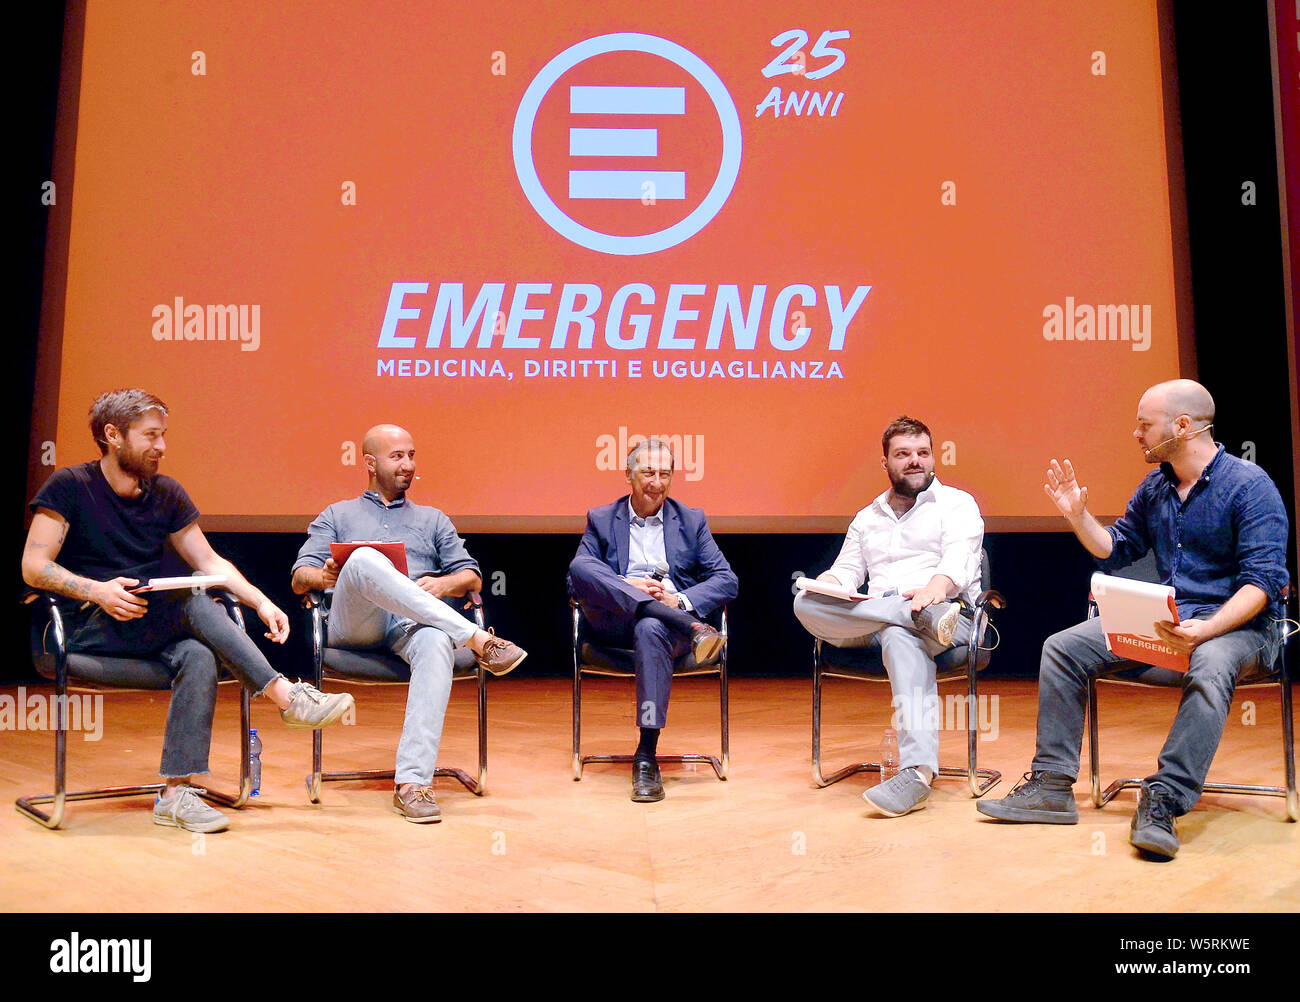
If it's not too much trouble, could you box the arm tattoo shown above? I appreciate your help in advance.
[31,561,96,601]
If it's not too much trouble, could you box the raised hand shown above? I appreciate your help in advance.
[1044,458,1089,519]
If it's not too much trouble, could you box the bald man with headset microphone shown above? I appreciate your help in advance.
[978,379,1289,860]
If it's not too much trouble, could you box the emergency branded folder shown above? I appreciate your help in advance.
[1090,572,1189,672]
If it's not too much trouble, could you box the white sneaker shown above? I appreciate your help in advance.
[280,682,355,730]
[153,785,230,833]
[863,767,932,817]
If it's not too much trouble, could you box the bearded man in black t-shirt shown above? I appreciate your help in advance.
[22,388,355,833]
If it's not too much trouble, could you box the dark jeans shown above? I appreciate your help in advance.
[1031,616,1272,814]
[65,592,281,778]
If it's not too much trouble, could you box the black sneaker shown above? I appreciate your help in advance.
[1130,783,1180,860]
[976,770,1078,823]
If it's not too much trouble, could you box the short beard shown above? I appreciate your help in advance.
[891,471,934,498]
[117,447,159,483]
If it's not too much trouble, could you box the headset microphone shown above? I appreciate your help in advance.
[1142,423,1213,456]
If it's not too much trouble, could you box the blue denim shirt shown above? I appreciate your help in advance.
[1100,445,1289,625]
[291,490,480,583]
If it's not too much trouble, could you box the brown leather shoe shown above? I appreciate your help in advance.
[475,628,527,676]
[393,784,442,823]
[690,622,726,664]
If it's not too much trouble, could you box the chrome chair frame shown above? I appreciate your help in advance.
[571,599,729,781]
[16,590,252,830]
[811,551,1004,797]
[1086,589,1298,821]
[303,590,487,799]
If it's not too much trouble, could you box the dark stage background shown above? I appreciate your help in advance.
[7,3,1295,684]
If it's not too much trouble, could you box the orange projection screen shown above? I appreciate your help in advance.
[34,1,1190,532]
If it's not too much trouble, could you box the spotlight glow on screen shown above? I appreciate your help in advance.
[33,1,1189,532]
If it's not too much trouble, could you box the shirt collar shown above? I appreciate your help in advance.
[363,489,406,510]
[1158,443,1226,487]
[872,475,942,515]
[627,497,664,527]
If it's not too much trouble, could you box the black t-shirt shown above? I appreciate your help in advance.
[29,462,201,609]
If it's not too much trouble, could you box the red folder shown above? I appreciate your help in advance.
[329,541,408,577]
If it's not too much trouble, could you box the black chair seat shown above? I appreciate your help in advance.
[577,642,719,676]
[1095,658,1278,689]
[33,651,175,690]
[818,635,991,681]
[322,645,478,682]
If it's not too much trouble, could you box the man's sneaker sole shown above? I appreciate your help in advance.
[862,788,928,817]
[392,805,442,824]
[934,603,960,646]
[282,692,355,730]
[1130,828,1178,859]
[976,801,1078,824]
[482,650,526,677]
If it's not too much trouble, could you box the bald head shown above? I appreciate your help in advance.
[1141,379,1215,426]
[362,424,411,457]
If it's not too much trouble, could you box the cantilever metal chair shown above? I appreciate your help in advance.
[811,549,1004,796]
[303,590,487,799]
[571,599,729,780]
[16,590,252,829]
[1087,575,1298,821]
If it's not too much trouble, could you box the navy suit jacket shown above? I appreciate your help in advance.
[569,495,738,619]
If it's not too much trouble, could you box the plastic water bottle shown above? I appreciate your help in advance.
[248,728,262,797]
[880,727,899,782]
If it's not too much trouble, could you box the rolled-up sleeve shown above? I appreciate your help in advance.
[935,493,984,595]
[826,518,868,592]
[1100,483,1152,572]
[1232,476,1290,603]
[292,507,337,574]
[431,513,480,578]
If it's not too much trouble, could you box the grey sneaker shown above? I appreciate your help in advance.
[976,770,1078,823]
[912,602,961,646]
[280,682,355,730]
[153,785,229,833]
[862,767,931,816]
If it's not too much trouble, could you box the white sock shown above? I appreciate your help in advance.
[914,766,934,785]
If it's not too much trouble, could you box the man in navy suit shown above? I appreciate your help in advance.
[568,437,739,802]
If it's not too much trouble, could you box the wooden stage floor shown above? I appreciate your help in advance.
[1,678,1296,912]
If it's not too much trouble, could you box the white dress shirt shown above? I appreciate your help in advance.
[824,477,985,605]
[626,499,692,610]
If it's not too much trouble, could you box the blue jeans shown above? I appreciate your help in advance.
[64,591,281,778]
[326,546,477,786]
[1031,616,1271,814]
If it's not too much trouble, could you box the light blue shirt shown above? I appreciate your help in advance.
[292,491,480,582]
[625,499,693,611]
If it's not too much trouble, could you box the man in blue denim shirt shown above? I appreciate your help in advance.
[979,380,1289,859]
[291,424,526,823]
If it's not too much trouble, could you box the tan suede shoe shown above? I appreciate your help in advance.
[475,629,527,676]
[393,784,442,823]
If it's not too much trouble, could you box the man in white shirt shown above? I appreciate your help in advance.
[793,416,985,817]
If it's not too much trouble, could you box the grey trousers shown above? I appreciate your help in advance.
[1031,616,1271,814]
[328,546,477,786]
[793,591,971,776]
